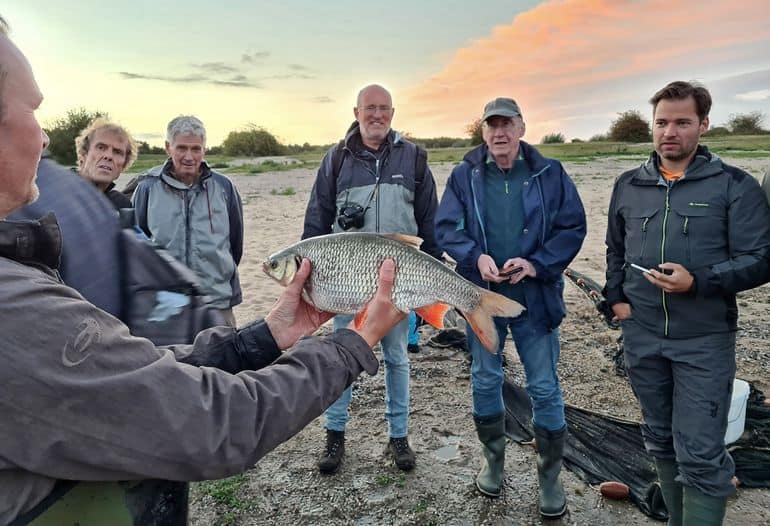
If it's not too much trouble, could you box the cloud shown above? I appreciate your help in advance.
[192,62,241,74]
[133,133,164,141]
[312,96,335,103]
[289,64,310,71]
[736,90,770,102]
[241,51,271,63]
[118,71,261,89]
[262,73,315,80]
[401,0,770,140]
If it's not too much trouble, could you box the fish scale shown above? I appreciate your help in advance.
[263,232,523,353]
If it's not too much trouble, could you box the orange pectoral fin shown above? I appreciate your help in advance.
[415,303,451,330]
[353,307,369,330]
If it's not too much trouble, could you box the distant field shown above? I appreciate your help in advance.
[125,135,770,174]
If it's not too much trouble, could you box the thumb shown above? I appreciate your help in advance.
[287,258,312,293]
[376,258,396,298]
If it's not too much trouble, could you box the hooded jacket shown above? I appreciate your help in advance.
[0,214,377,524]
[132,160,243,309]
[302,124,442,260]
[435,142,586,334]
[604,146,770,338]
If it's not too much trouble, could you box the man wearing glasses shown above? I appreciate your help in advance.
[435,98,586,518]
[303,84,443,474]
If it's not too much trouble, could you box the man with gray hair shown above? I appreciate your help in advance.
[132,115,244,326]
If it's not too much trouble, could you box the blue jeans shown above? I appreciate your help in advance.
[324,314,410,438]
[407,311,419,345]
[468,314,565,431]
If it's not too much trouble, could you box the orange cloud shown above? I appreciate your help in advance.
[400,0,770,141]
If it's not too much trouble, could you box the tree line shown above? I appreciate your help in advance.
[44,107,769,166]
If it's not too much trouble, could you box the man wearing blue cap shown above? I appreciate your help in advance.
[435,97,586,518]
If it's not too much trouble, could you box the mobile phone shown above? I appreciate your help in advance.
[630,263,652,274]
[499,266,523,277]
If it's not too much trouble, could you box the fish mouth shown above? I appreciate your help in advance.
[261,260,271,276]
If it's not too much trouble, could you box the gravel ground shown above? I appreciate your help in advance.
[189,157,770,525]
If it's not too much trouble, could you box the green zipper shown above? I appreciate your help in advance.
[661,186,671,336]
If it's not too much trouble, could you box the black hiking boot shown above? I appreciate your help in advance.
[388,437,416,471]
[318,429,345,474]
[407,343,420,354]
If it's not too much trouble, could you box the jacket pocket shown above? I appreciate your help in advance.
[626,208,660,264]
[672,205,727,266]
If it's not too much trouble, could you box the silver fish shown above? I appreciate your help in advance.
[262,233,525,352]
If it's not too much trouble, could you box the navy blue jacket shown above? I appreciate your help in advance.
[435,142,586,333]
[9,157,124,317]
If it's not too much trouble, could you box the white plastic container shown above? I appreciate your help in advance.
[724,379,750,444]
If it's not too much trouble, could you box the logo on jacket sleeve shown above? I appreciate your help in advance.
[61,318,102,367]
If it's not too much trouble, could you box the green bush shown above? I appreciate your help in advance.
[44,108,108,165]
[541,132,565,144]
[703,126,730,137]
[727,112,767,135]
[222,125,286,156]
[609,110,651,142]
[589,133,608,142]
[465,118,483,146]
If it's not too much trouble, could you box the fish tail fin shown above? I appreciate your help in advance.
[353,308,369,330]
[464,290,525,353]
[415,303,452,330]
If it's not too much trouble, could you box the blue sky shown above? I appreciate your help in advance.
[4,0,769,146]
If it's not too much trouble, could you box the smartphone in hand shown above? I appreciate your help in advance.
[630,263,652,274]
[499,266,523,277]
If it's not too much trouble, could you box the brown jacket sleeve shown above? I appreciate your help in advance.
[0,259,377,484]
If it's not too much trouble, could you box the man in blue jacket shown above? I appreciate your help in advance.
[435,98,586,518]
[605,81,770,526]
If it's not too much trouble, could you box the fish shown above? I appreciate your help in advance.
[262,232,525,353]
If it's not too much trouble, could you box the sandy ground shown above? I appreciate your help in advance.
[190,156,770,525]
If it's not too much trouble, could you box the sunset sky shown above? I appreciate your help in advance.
[5,0,769,147]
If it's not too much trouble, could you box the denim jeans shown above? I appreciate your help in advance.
[407,311,419,345]
[468,314,565,431]
[324,314,410,438]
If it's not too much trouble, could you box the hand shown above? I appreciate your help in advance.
[501,257,536,284]
[347,259,407,347]
[265,259,335,350]
[611,302,632,321]
[477,254,507,283]
[644,262,694,293]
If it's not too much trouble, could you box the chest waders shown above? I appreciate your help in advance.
[13,480,188,526]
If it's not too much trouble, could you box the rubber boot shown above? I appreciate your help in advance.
[682,486,727,526]
[534,425,567,518]
[655,458,683,526]
[473,414,506,497]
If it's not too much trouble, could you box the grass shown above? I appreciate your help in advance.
[194,475,260,526]
[124,135,770,175]
[375,473,407,488]
[270,186,296,196]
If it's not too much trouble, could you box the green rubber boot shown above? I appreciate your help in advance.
[655,458,683,526]
[474,414,506,497]
[682,485,727,526]
[534,425,567,518]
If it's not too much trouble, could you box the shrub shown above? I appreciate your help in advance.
[44,108,108,165]
[571,138,584,143]
[589,133,608,142]
[465,118,483,146]
[608,110,651,142]
[703,126,730,137]
[727,112,767,135]
[541,132,565,144]
[222,125,286,156]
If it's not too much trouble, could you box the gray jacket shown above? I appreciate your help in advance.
[302,124,442,259]
[605,146,770,338]
[0,216,377,524]
[132,160,244,309]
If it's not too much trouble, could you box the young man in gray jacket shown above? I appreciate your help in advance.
[604,81,770,526]
[132,115,244,326]
[0,18,406,524]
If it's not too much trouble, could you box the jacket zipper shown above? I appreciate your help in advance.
[184,190,192,266]
[470,169,491,290]
[661,185,671,336]
[375,158,380,232]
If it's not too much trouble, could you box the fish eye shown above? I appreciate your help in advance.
[270,261,279,269]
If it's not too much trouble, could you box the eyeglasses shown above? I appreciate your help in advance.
[359,105,393,114]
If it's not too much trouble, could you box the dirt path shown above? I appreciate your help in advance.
[190,157,770,525]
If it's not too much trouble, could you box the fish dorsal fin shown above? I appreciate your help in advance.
[382,233,423,249]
